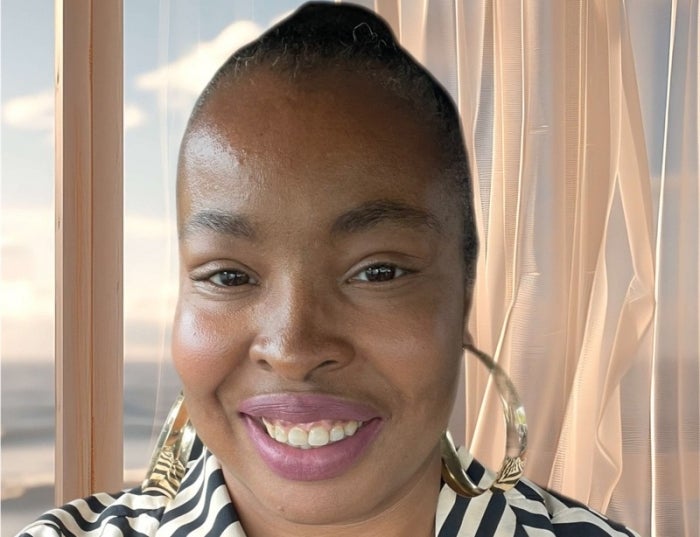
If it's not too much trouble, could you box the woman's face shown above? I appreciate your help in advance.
[173,68,471,527]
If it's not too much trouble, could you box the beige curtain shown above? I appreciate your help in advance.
[374,0,699,535]
[145,0,697,534]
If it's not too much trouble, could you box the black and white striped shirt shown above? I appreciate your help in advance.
[18,441,639,537]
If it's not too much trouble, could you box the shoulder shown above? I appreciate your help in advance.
[507,478,640,536]
[15,444,207,537]
[15,445,241,537]
[436,450,640,537]
[15,487,169,537]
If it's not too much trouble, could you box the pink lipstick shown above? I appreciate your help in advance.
[238,393,384,481]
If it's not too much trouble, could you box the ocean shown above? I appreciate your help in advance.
[1,360,182,536]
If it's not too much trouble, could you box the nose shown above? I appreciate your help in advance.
[249,280,354,382]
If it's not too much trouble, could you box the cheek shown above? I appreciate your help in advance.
[171,301,244,396]
[360,287,464,403]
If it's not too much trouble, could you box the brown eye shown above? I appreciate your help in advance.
[210,270,251,287]
[354,264,407,283]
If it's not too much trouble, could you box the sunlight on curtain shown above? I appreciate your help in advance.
[377,1,698,535]
[140,1,698,535]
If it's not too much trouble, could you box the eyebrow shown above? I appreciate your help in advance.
[181,200,442,239]
[181,209,256,240]
[331,199,443,236]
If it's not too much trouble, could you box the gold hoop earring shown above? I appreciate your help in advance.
[142,392,197,499]
[440,344,527,497]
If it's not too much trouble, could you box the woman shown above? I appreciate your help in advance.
[19,3,638,536]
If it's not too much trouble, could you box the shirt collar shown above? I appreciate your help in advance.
[155,443,490,537]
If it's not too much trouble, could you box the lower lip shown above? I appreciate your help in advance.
[242,415,383,481]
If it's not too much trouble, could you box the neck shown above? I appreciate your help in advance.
[225,456,442,537]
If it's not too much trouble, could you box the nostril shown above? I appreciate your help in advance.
[255,360,273,372]
[252,357,338,374]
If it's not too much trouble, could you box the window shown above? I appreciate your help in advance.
[1,1,56,534]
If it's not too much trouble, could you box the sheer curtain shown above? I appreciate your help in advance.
[373,0,698,535]
[146,1,698,535]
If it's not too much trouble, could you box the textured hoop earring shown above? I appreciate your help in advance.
[440,343,528,497]
[142,392,197,499]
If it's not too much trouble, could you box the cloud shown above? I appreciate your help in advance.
[1,90,54,130]
[136,20,263,109]
[2,90,146,132]
[125,214,174,240]
[124,103,147,130]
[1,208,56,323]
[123,214,179,324]
[1,209,178,361]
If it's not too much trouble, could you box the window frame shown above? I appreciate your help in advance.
[54,0,124,504]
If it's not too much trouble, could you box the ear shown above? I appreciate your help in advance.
[462,285,475,347]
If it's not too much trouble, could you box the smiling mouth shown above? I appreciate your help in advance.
[239,393,384,480]
[260,418,365,449]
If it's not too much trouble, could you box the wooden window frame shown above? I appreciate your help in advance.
[54,0,124,504]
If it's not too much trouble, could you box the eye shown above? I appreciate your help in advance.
[208,270,253,287]
[351,264,408,283]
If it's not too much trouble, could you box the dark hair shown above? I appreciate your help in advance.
[184,1,478,283]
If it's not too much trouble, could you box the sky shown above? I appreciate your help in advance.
[1,0,336,362]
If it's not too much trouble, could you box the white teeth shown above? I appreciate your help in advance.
[260,418,365,449]
[287,427,308,447]
[262,418,274,437]
[330,425,345,442]
[308,426,330,446]
[344,421,359,436]
[274,425,288,443]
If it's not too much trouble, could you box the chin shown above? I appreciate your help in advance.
[220,434,442,529]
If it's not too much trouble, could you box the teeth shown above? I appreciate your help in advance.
[344,421,359,436]
[329,425,345,442]
[262,418,274,437]
[308,426,330,446]
[274,425,288,443]
[287,427,308,447]
[260,418,364,449]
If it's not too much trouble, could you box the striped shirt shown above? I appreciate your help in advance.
[18,441,639,537]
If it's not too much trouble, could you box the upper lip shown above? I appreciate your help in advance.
[238,393,382,423]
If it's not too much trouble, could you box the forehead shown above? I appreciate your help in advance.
[177,68,458,230]
[186,68,442,160]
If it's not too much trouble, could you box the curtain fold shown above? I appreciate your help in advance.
[148,1,698,534]
[376,1,699,535]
